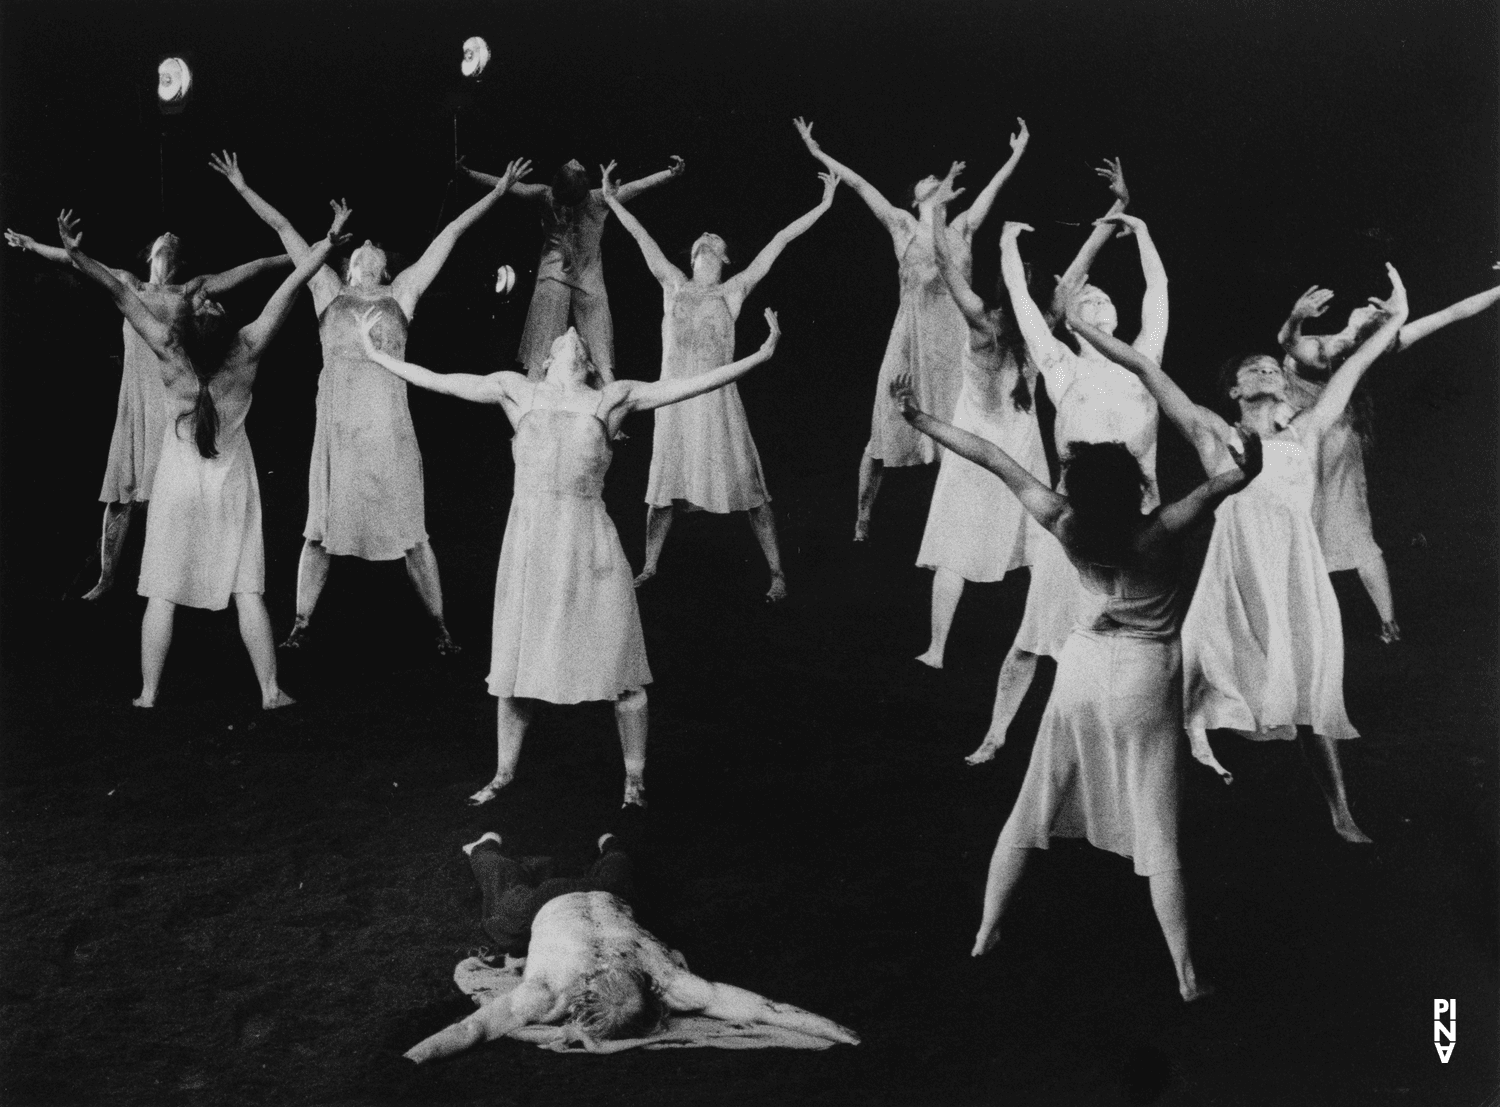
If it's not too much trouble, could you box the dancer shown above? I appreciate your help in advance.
[793,117,1031,540]
[355,307,781,806]
[1278,274,1500,642]
[967,210,1167,764]
[460,154,685,381]
[605,164,837,600]
[405,832,858,1061]
[57,205,349,707]
[914,171,1048,669]
[4,225,289,600]
[1068,226,1409,844]
[211,151,528,652]
[891,366,1257,1001]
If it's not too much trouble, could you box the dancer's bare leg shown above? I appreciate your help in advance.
[83,501,137,601]
[917,568,965,669]
[1301,732,1373,843]
[281,540,331,648]
[635,505,675,587]
[854,449,883,542]
[967,647,1039,764]
[972,840,1030,957]
[471,696,534,805]
[1147,868,1213,1001]
[405,540,459,654]
[1354,554,1399,643]
[614,688,648,807]
[747,505,787,602]
[234,593,294,709]
[135,597,176,707]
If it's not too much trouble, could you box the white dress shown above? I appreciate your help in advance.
[98,289,176,504]
[1284,366,1381,571]
[1181,425,1358,742]
[916,341,1047,580]
[487,386,651,704]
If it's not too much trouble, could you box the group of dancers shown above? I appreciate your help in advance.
[9,113,1500,1044]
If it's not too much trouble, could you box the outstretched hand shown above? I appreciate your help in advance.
[817,170,841,207]
[599,161,618,200]
[1000,220,1033,244]
[759,307,781,353]
[1095,211,1147,238]
[327,199,353,244]
[1227,428,1264,485]
[1290,285,1335,321]
[56,209,83,251]
[4,229,36,252]
[1095,157,1128,206]
[667,155,686,177]
[500,158,533,192]
[1380,262,1408,316]
[792,117,820,153]
[888,372,920,418]
[208,150,246,189]
[1009,117,1029,156]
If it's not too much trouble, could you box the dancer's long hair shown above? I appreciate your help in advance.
[1060,441,1148,569]
[988,270,1033,412]
[177,311,239,459]
[550,163,592,209]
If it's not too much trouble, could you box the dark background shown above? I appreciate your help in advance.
[0,1,1495,1104]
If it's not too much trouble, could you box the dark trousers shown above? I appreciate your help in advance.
[469,841,635,955]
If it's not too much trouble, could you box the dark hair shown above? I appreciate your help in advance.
[989,268,1032,412]
[176,311,239,459]
[551,163,591,208]
[1061,441,1148,568]
[567,967,667,1041]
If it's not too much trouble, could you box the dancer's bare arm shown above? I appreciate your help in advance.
[1001,222,1074,394]
[238,211,348,365]
[930,174,992,337]
[601,165,685,285]
[662,972,859,1046]
[355,306,521,408]
[727,172,839,308]
[1277,285,1336,371]
[457,157,549,199]
[1297,264,1408,438]
[200,254,294,295]
[892,373,1067,533]
[600,310,779,433]
[609,156,686,204]
[1399,281,1500,347]
[1094,212,1169,362]
[951,118,1028,238]
[793,118,906,233]
[394,158,531,316]
[1045,157,1129,326]
[209,151,320,261]
[57,211,174,359]
[404,982,556,1064]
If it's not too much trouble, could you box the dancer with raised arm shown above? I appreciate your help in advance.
[5,225,288,600]
[913,171,1048,669]
[793,117,1030,540]
[606,164,837,601]
[1066,228,1409,845]
[891,365,1257,1002]
[57,205,348,708]
[967,210,1167,765]
[356,307,781,807]
[211,151,529,653]
[1278,272,1500,642]
[460,155,684,381]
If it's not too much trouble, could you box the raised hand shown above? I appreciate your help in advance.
[326,199,353,243]
[1381,262,1408,316]
[1095,211,1147,237]
[792,117,820,153]
[667,155,686,177]
[933,161,966,205]
[888,371,919,417]
[1009,117,1029,156]
[1095,157,1128,206]
[1290,285,1335,321]
[4,229,36,252]
[759,307,781,353]
[1226,428,1264,484]
[56,209,83,251]
[500,158,533,192]
[599,161,618,199]
[208,150,246,189]
[1000,220,1033,244]
[818,171,840,207]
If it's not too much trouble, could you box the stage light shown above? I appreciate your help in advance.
[495,264,516,297]
[157,57,193,108]
[461,37,490,80]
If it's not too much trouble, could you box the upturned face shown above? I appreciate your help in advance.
[1072,286,1118,336]
[1231,355,1287,403]
[544,328,592,386]
[910,176,941,207]
[690,233,728,278]
[149,233,182,281]
[347,242,388,289]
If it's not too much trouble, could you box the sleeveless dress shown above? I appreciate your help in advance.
[487,387,651,703]
[99,288,177,504]
[137,384,264,611]
[644,277,769,513]
[1284,366,1381,571]
[1182,426,1358,742]
[997,556,1184,877]
[519,192,615,380]
[1011,348,1161,657]
[867,219,969,466]
[916,342,1048,580]
[304,293,428,561]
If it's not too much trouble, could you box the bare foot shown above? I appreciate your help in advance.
[1379,620,1401,645]
[622,775,646,808]
[462,831,502,857]
[970,925,1001,958]
[915,647,943,670]
[468,775,513,806]
[766,574,788,603]
[131,693,155,709]
[81,576,114,602]
[1181,979,1217,1003]
[279,617,310,650]
[1332,814,1373,844]
[853,519,870,542]
[435,626,462,656]
[632,567,657,589]
[965,734,1004,765]
[262,690,297,710]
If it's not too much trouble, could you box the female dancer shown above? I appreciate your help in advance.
[210,151,529,652]
[356,309,781,807]
[968,209,1167,764]
[891,363,1258,1001]
[793,117,1030,540]
[1068,220,1409,844]
[1278,274,1500,642]
[58,205,348,707]
[460,155,684,381]
[605,165,837,601]
[914,172,1048,669]
[5,225,288,599]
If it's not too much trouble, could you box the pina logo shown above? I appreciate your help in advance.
[1433,999,1456,1063]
